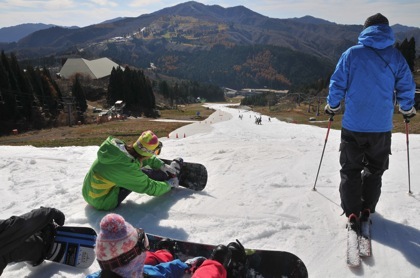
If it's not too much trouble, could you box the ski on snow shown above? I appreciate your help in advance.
[359,215,372,257]
[346,222,360,267]
[346,213,372,267]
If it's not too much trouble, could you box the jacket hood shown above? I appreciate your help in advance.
[358,24,395,49]
[97,136,133,165]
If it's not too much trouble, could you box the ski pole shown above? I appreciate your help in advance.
[313,115,334,191]
[404,117,412,195]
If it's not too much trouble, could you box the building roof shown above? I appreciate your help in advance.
[59,57,120,79]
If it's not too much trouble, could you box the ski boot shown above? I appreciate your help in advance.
[360,208,370,222]
[347,213,360,232]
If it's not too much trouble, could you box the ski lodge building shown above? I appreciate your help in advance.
[59,57,120,79]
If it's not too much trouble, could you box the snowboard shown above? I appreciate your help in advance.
[146,233,308,278]
[143,159,207,191]
[47,226,97,268]
[161,158,207,191]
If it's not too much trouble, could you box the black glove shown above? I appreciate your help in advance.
[399,106,416,119]
[324,103,341,115]
[52,208,65,226]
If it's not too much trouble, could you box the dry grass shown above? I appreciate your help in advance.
[0,104,215,147]
[1,101,418,147]
[251,104,420,134]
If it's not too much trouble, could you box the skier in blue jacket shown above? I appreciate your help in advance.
[325,13,416,225]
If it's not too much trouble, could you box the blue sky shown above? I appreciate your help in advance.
[0,0,419,28]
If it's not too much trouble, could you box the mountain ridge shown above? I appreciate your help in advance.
[2,1,418,57]
[0,1,418,90]
[4,1,420,58]
[0,23,80,43]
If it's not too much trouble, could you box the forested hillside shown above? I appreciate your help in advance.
[0,51,224,135]
[1,2,418,90]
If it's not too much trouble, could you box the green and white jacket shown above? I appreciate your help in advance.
[82,136,171,210]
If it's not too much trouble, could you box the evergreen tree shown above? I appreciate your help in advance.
[107,66,157,116]
[0,51,9,89]
[407,37,416,72]
[43,66,63,109]
[121,67,134,109]
[0,51,12,126]
[159,80,170,98]
[107,67,124,105]
[396,37,416,72]
[72,75,87,116]
[0,51,65,133]
[172,82,180,107]
[40,70,61,117]
[1,53,26,126]
[143,75,156,116]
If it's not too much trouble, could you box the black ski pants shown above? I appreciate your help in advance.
[0,207,64,275]
[117,169,170,207]
[339,128,391,217]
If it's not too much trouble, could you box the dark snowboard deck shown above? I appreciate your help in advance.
[161,159,207,191]
[147,233,308,278]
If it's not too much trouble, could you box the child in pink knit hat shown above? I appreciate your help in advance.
[88,213,239,278]
[90,213,188,278]
[95,213,148,277]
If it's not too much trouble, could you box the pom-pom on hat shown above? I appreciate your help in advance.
[133,130,160,157]
[363,13,389,29]
[95,213,138,262]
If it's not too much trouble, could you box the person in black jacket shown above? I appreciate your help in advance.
[0,207,65,275]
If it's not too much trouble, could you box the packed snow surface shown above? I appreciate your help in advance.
[1,103,419,277]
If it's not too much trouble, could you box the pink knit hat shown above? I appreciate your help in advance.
[96,213,139,262]
[95,214,149,276]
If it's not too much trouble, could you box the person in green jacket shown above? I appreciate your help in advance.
[82,130,182,210]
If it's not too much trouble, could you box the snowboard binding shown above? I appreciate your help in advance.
[227,239,248,277]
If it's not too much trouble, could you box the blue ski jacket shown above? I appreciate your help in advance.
[86,259,189,277]
[327,24,415,132]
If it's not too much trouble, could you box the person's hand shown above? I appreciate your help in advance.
[185,256,206,273]
[166,177,179,188]
[160,164,178,177]
[399,106,416,119]
[169,158,183,176]
[52,208,65,226]
[324,103,341,115]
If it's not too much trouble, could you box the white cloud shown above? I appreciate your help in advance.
[128,0,164,8]
[2,0,78,10]
[89,0,118,7]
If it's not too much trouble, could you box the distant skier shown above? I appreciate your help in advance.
[325,13,416,226]
[0,207,65,275]
[82,130,183,211]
